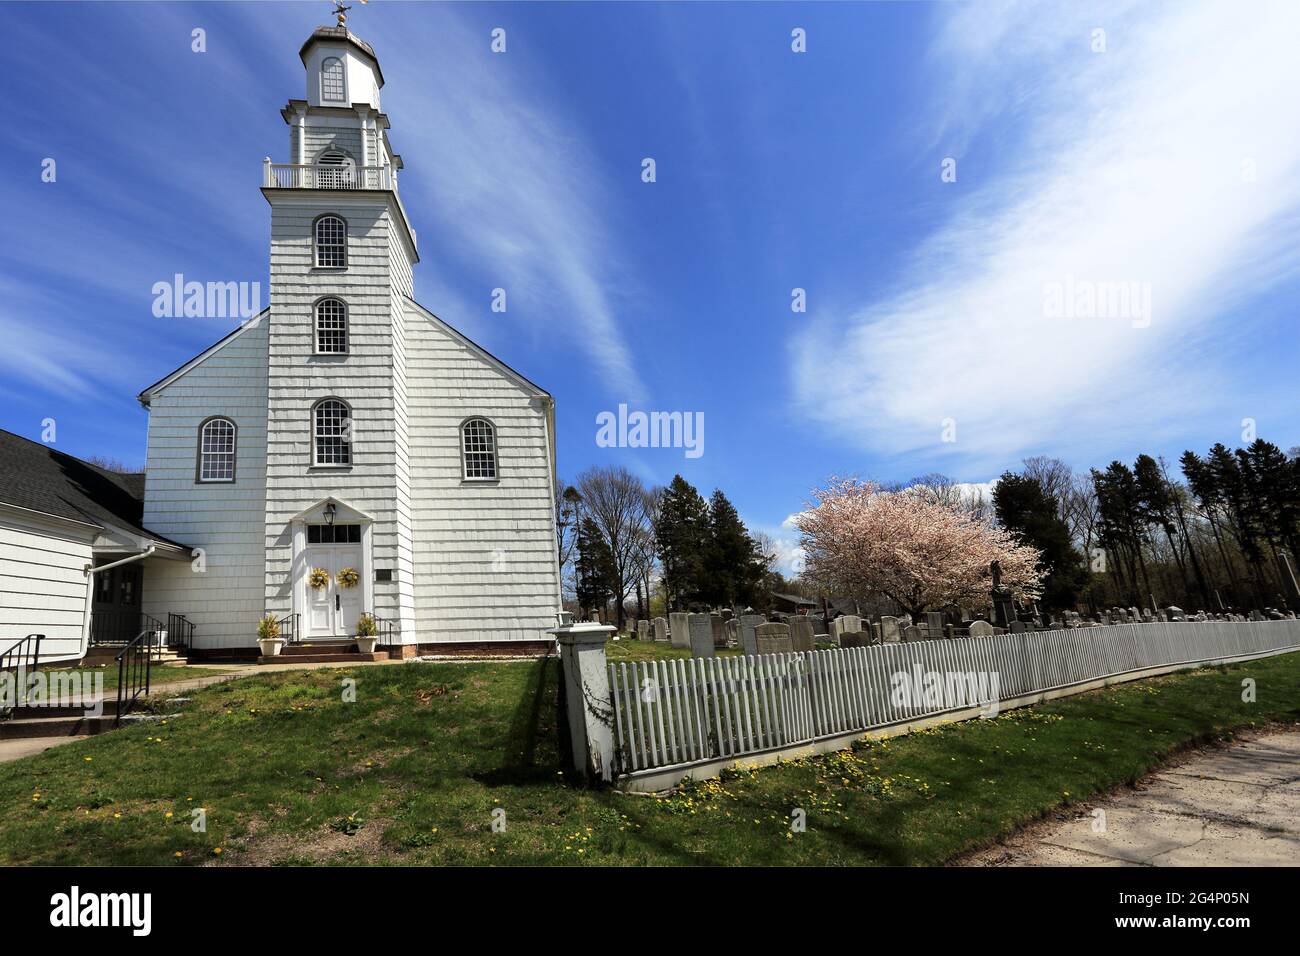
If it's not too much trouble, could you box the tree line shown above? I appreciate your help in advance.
[556,467,774,629]
[987,438,1300,614]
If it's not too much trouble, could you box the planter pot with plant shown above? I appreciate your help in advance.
[355,612,379,654]
[257,613,285,657]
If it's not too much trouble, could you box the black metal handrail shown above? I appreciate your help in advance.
[1,634,43,718]
[165,612,195,652]
[364,612,400,646]
[115,629,154,724]
[275,612,301,644]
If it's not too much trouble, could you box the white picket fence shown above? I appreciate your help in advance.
[607,619,1300,779]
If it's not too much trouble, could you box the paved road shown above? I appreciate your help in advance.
[965,729,1300,866]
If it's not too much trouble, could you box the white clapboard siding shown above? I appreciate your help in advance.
[141,319,269,649]
[609,620,1300,777]
[0,520,93,660]
[404,299,561,643]
[263,194,414,631]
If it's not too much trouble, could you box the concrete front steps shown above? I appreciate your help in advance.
[257,640,394,665]
[0,704,114,740]
[79,646,190,668]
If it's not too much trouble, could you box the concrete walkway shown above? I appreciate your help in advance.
[965,729,1300,866]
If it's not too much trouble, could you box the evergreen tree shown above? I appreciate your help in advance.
[704,489,766,607]
[1092,462,1151,606]
[992,471,1087,610]
[1207,443,1269,603]
[653,475,712,609]
[1181,448,1243,605]
[574,515,616,616]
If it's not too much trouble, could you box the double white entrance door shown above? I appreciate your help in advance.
[305,544,363,639]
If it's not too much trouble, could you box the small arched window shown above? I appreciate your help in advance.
[321,57,345,102]
[314,297,348,354]
[313,399,352,466]
[314,215,347,268]
[461,418,498,480]
[314,149,353,188]
[197,418,236,482]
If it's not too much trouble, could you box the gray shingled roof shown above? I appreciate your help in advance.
[299,26,385,87]
[0,429,184,547]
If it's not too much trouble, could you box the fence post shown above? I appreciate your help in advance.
[550,621,617,784]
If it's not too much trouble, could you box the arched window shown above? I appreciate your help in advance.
[314,215,347,268]
[314,149,353,188]
[197,417,236,482]
[314,297,348,354]
[320,57,345,102]
[313,399,352,466]
[461,418,497,480]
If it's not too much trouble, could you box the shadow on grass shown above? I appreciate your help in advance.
[473,658,566,787]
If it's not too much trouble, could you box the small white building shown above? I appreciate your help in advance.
[1,23,562,662]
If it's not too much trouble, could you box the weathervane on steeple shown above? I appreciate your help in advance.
[332,0,367,28]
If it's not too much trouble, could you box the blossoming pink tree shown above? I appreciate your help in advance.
[796,477,1045,621]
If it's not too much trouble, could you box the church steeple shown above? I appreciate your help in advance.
[298,22,383,110]
[268,7,404,192]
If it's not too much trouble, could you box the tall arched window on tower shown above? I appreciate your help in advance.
[197,417,236,482]
[321,56,345,102]
[314,297,348,354]
[461,418,498,480]
[314,215,347,268]
[313,399,352,466]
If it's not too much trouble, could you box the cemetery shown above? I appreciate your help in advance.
[560,563,1300,791]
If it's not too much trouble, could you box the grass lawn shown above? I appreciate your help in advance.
[0,651,1296,865]
[606,638,739,661]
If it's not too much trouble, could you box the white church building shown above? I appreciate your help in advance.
[0,22,562,662]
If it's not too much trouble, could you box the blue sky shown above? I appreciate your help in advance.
[2,0,1298,571]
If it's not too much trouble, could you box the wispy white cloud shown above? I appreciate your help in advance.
[792,0,1300,472]
[374,11,648,402]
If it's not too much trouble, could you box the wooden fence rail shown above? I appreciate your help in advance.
[606,619,1300,785]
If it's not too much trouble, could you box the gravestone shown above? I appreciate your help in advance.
[840,631,872,648]
[831,615,862,641]
[809,614,828,636]
[1165,606,1185,622]
[653,617,668,643]
[879,615,902,644]
[688,613,715,658]
[739,614,765,656]
[725,619,739,647]
[669,612,691,649]
[1008,620,1027,634]
[710,613,727,648]
[755,622,794,655]
[637,619,650,641]
[870,622,883,643]
[901,624,923,642]
[926,612,945,641]
[789,615,816,652]
[968,620,995,638]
